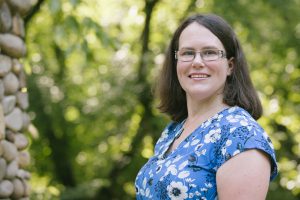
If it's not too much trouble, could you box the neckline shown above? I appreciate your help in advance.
[161,106,235,159]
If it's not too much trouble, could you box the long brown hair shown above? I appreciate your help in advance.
[156,13,262,122]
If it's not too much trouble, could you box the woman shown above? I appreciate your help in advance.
[135,14,277,200]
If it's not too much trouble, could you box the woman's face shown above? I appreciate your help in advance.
[176,22,232,103]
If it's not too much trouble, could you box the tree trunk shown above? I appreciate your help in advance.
[94,0,160,199]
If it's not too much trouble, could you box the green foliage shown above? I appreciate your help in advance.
[25,0,300,199]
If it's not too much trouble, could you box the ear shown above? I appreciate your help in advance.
[227,57,234,76]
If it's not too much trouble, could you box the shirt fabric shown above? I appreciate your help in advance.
[135,106,278,200]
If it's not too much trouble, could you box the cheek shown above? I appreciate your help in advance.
[176,62,188,74]
[176,63,187,86]
[213,63,230,76]
[176,63,183,77]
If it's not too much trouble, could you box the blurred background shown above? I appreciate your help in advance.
[23,0,300,199]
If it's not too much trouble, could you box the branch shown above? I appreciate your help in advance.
[138,0,159,81]
[24,0,46,26]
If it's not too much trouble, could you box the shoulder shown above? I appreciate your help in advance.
[220,106,260,127]
[220,107,273,151]
[218,106,268,140]
[213,106,278,180]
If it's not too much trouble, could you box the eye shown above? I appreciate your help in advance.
[202,49,218,56]
[180,50,195,56]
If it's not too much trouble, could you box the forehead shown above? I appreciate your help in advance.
[178,22,224,49]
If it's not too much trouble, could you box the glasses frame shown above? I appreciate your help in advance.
[175,49,227,62]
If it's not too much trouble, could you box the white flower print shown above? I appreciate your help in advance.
[221,147,226,155]
[164,164,177,176]
[204,128,221,143]
[183,142,190,148]
[165,160,172,167]
[216,114,223,121]
[196,149,206,157]
[138,187,152,198]
[191,139,200,146]
[142,177,147,188]
[262,130,268,139]
[178,171,190,179]
[185,178,195,183]
[228,106,236,113]
[179,160,188,170]
[222,139,233,155]
[173,155,183,163]
[145,188,150,197]
[249,125,254,132]
[157,159,166,165]
[230,127,236,133]
[202,120,212,128]
[139,179,152,198]
[149,171,153,178]
[226,140,232,146]
[195,191,201,196]
[226,115,239,123]
[240,119,248,126]
[157,129,169,143]
[140,188,144,195]
[233,150,240,156]
[167,181,188,200]
[205,183,213,188]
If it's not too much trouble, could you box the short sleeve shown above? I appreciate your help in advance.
[213,124,278,181]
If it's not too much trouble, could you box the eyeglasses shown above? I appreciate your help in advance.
[175,49,227,62]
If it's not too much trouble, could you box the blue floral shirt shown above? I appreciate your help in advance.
[135,106,278,200]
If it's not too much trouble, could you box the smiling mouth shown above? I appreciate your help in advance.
[189,74,210,78]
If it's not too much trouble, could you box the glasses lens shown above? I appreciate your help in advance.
[178,50,195,62]
[202,49,219,61]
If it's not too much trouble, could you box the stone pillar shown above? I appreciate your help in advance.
[0,0,32,199]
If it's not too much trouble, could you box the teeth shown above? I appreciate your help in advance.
[190,74,209,78]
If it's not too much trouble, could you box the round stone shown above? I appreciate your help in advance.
[14,133,28,150]
[0,179,14,198]
[16,91,29,110]
[0,54,12,77]
[7,0,32,16]
[5,107,23,131]
[0,33,26,58]
[1,140,18,162]
[0,2,12,32]
[2,95,16,114]
[12,178,24,199]
[3,72,19,94]
[5,159,18,179]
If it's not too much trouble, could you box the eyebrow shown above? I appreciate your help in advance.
[179,46,220,50]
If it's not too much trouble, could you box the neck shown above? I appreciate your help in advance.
[185,93,229,127]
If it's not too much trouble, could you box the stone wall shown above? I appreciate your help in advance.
[0,0,32,199]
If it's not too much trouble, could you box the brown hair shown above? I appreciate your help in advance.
[156,13,262,122]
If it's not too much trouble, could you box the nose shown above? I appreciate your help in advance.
[192,52,204,67]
